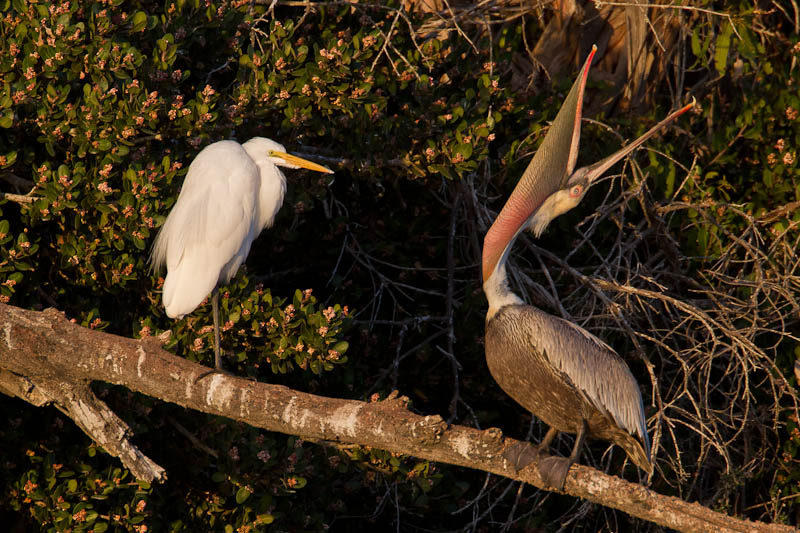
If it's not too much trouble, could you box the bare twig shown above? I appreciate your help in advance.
[1,192,39,204]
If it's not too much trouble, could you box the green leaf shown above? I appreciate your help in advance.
[332,341,349,353]
[0,150,16,167]
[715,23,732,76]
[0,111,13,128]
[131,11,147,32]
[691,26,702,58]
[454,143,473,160]
[235,486,251,504]
[0,84,12,108]
[255,514,275,525]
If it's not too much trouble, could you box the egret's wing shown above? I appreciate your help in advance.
[524,307,649,447]
[151,141,260,317]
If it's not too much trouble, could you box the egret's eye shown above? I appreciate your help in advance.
[569,185,583,198]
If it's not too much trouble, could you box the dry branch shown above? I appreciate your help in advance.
[0,303,793,533]
[1,192,39,204]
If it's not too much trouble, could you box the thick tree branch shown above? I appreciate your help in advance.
[0,303,792,533]
[0,368,167,482]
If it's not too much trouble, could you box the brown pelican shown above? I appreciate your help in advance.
[483,45,693,489]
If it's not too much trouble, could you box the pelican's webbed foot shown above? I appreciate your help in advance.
[502,441,540,471]
[538,420,587,490]
[538,455,573,490]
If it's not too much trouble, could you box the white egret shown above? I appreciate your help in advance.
[150,137,333,369]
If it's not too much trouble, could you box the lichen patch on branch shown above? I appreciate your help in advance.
[327,403,362,439]
[204,373,235,409]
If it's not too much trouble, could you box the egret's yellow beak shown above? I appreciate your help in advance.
[270,151,334,174]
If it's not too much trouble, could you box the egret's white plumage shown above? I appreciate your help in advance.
[150,137,333,368]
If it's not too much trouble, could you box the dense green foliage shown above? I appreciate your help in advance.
[1,0,798,530]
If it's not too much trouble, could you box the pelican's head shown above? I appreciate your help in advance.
[481,45,694,285]
[528,167,592,238]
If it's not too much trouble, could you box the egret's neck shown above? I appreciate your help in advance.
[254,163,286,231]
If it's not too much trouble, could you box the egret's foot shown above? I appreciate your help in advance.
[193,365,234,384]
[503,441,541,471]
[194,364,261,384]
[538,455,573,490]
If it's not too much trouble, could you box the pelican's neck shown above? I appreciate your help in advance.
[482,225,524,320]
[484,263,523,320]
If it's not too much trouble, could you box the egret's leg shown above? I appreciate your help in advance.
[212,290,222,370]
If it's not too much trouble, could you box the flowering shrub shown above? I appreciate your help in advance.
[0,0,510,529]
[1,0,798,530]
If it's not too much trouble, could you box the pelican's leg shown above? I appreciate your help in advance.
[212,290,222,370]
[537,427,559,453]
[567,419,587,464]
[538,420,587,491]
[503,425,559,472]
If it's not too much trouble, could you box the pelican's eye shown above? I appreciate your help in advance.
[569,184,583,198]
